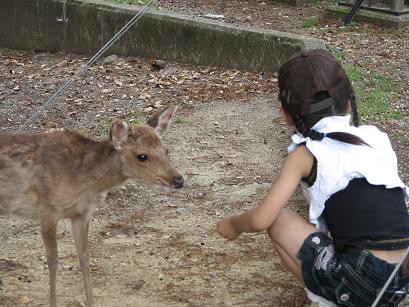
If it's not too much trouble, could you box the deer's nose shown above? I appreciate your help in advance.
[173,176,184,188]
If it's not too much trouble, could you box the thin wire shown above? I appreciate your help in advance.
[371,245,409,307]
[17,0,156,133]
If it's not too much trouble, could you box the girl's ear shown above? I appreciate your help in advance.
[346,99,353,113]
[280,106,295,127]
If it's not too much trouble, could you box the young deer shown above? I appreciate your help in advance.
[0,105,183,307]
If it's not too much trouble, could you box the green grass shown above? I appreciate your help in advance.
[391,30,403,38]
[330,47,346,61]
[174,117,183,124]
[302,17,318,28]
[97,122,112,139]
[333,24,358,33]
[322,22,400,38]
[127,118,144,124]
[127,111,144,124]
[391,132,409,143]
[329,48,402,123]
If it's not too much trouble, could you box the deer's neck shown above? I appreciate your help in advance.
[45,132,128,193]
[85,140,127,192]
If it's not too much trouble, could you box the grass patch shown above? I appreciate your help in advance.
[331,47,346,62]
[302,17,318,28]
[96,116,145,139]
[391,131,409,143]
[127,111,144,124]
[391,30,403,38]
[324,24,379,36]
[96,122,112,139]
[329,48,401,123]
[174,117,183,124]
[334,24,358,33]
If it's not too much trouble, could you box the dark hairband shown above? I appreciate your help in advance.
[309,97,335,114]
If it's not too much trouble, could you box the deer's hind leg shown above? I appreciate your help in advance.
[39,211,59,307]
[71,212,95,307]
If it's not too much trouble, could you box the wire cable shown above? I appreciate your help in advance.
[17,0,155,133]
[371,246,409,307]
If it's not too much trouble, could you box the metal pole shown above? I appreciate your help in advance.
[391,0,405,12]
[56,0,69,23]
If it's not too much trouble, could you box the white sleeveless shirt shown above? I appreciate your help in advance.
[288,115,409,232]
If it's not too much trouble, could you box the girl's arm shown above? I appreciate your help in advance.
[217,145,314,240]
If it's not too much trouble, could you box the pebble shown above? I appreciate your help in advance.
[151,59,167,70]
[102,54,119,65]
[63,264,74,271]
[16,296,30,304]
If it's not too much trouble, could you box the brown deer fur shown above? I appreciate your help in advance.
[0,106,183,307]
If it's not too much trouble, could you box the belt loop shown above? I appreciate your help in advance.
[356,250,368,273]
[387,288,405,305]
[402,256,409,279]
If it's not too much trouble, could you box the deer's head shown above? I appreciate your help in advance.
[109,106,184,189]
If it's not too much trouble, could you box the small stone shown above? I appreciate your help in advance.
[203,14,225,19]
[151,60,166,70]
[102,54,119,65]
[196,192,205,198]
[16,296,30,304]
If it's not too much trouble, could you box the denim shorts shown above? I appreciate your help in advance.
[297,232,409,307]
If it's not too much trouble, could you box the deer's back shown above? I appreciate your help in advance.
[0,131,116,219]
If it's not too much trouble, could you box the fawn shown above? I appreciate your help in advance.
[0,105,183,307]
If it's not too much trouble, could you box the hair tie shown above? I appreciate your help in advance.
[322,132,328,138]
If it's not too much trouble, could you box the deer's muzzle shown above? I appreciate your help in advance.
[173,176,184,189]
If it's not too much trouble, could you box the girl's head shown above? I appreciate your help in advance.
[278,49,366,146]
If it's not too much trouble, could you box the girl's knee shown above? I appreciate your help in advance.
[268,208,314,243]
[267,208,294,241]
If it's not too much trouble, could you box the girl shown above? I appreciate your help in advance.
[217,49,409,306]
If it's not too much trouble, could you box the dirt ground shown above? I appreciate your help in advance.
[0,48,308,306]
[0,0,409,306]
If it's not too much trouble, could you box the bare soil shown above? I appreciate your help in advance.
[0,1,408,306]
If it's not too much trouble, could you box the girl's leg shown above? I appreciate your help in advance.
[274,241,304,281]
[267,208,318,281]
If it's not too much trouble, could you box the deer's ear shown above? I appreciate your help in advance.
[147,105,177,137]
[110,121,129,150]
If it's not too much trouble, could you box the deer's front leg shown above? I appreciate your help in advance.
[71,213,95,307]
[39,212,59,307]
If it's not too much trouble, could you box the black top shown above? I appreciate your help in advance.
[302,156,317,187]
[323,178,409,251]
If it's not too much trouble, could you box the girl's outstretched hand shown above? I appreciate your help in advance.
[217,217,240,241]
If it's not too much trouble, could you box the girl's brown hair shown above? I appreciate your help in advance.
[278,49,368,146]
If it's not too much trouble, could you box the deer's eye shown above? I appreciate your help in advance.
[137,154,148,162]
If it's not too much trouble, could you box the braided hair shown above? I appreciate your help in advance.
[281,90,369,146]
